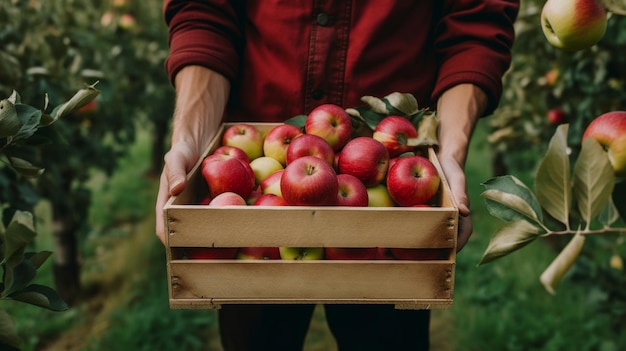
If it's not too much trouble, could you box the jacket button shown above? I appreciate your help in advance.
[311,89,325,100]
[317,13,330,26]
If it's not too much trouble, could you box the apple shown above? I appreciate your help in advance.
[202,154,256,199]
[336,174,369,207]
[260,169,284,196]
[386,155,441,206]
[545,68,560,86]
[388,248,447,260]
[279,247,325,260]
[253,193,289,206]
[249,156,284,186]
[324,247,378,260]
[375,247,396,260]
[185,247,239,259]
[338,137,389,187]
[281,156,339,206]
[372,116,418,158]
[246,189,263,205]
[263,124,303,166]
[285,134,335,167]
[208,192,248,206]
[547,108,567,125]
[366,184,396,207]
[541,0,608,51]
[237,247,281,260]
[119,13,137,32]
[305,103,353,151]
[582,111,626,177]
[222,124,264,161]
[198,194,212,205]
[212,145,250,163]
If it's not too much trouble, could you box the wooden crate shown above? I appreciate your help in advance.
[164,123,458,310]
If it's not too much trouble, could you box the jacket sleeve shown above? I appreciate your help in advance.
[163,0,244,85]
[432,0,519,115]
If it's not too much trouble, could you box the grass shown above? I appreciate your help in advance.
[8,118,626,351]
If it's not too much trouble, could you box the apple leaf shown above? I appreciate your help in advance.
[7,284,68,311]
[410,112,439,147]
[572,138,615,228]
[7,157,44,178]
[478,219,542,265]
[46,81,100,125]
[283,114,307,129]
[539,232,585,295]
[598,197,620,228]
[2,211,36,269]
[360,95,389,115]
[0,99,22,138]
[0,310,21,350]
[481,175,544,226]
[535,124,572,226]
[382,92,420,117]
[600,0,626,15]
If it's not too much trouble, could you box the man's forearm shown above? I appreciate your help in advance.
[171,65,231,153]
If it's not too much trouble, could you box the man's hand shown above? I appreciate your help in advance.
[155,66,230,245]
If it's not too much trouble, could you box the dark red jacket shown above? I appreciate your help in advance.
[164,0,519,122]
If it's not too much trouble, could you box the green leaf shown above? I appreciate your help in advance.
[3,259,37,297]
[12,104,42,142]
[0,99,22,138]
[573,138,615,228]
[361,95,388,115]
[283,114,307,129]
[598,198,620,228]
[535,124,572,226]
[539,232,585,295]
[478,220,542,265]
[47,82,100,124]
[481,175,544,225]
[8,157,44,178]
[25,251,52,270]
[2,211,36,269]
[408,112,439,147]
[8,284,68,311]
[0,310,21,350]
[383,92,420,116]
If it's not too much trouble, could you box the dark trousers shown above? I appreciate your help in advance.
[218,304,430,351]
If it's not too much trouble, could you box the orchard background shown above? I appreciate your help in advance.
[1,0,625,350]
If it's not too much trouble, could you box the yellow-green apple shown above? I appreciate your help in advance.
[253,193,289,206]
[208,192,248,206]
[305,103,353,151]
[202,154,255,199]
[366,184,396,207]
[281,156,338,206]
[541,0,608,51]
[388,248,447,260]
[237,247,281,260]
[279,247,325,260]
[336,174,369,207]
[386,155,440,206]
[338,137,389,187]
[260,169,284,196]
[373,116,418,157]
[285,134,335,167]
[547,108,567,125]
[212,145,250,163]
[222,123,264,160]
[263,124,303,166]
[324,247,378,260]
[582,110,626,177]
[249,156,284,186]
[185,247,239,259]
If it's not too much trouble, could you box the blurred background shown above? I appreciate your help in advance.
[1,0,625,350]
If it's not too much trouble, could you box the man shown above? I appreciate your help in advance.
[156,1,519,350]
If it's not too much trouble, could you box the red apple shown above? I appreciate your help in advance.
[249,156,284,186]
[281,156,338,206]
[374,247,396,260]
[386,155,441,206]
[263,124,303,166]
[582,111,626,177]
[547,108,567,125]
[202,154,255,199]
[372,116,418,157]
[260,169,284,196]
[246,189,263,205]
[336,174,368,207]
[185,247,239,259]
[324,247,378,260]
[237,247,281,260]
[208,192,248,206]
[212,145,250,163]
[279,247,325,260]
[338,137,389,187]
[285,134,335,167]
[388,248,447,260]
[222,123,264,161]
[366,184,396,207]
[305,104,353,151]
[253,193,289,206]
[198,194,212,205]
